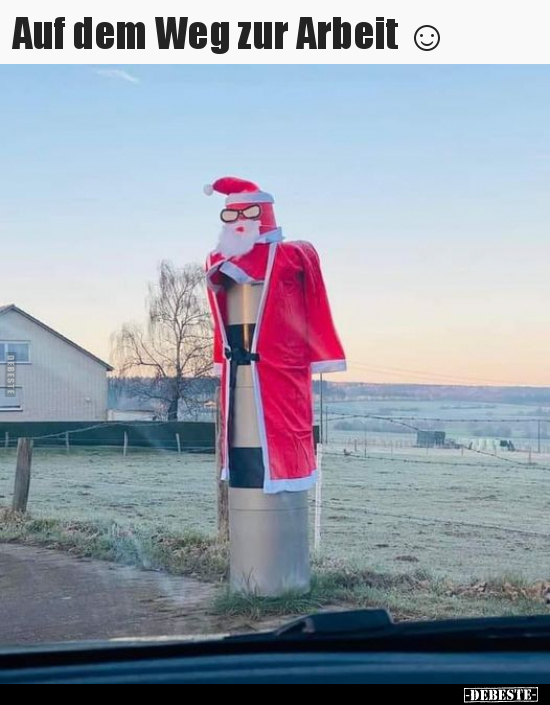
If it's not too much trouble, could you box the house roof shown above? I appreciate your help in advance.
[0,304,114,371]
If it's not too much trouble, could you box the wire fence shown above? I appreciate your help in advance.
[320,409,550,458]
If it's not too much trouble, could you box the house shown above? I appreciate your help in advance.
[0,305,113,421]
[416,430,446,448]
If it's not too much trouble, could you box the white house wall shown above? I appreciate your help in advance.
[0,310,109,421]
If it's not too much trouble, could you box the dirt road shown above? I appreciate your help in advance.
[0,544,220,646]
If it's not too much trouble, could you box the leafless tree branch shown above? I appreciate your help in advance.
[111,261,214,419]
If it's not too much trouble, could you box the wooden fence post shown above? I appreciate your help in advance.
[12,438,33,514]
[215,388,229,543]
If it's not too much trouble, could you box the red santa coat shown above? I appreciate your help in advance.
[206,232,346,494]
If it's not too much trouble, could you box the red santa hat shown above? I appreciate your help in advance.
[203,176,274,206]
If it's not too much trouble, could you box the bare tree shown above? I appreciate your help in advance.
[112,261,213,420]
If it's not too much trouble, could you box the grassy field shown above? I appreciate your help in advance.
[0,448,218,535]
[1,429,549,585]
[320,446,550,581]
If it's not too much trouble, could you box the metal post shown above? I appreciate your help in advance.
[175,432,181,454]
[226,280,310,596]
[319,373,323,444]
[123,431,128,457]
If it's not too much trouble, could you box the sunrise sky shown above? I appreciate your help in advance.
[1,64,549,386]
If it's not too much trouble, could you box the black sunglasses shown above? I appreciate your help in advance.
[220,205,262,223]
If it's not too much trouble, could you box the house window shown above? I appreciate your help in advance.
[0,342,30,363]
[0,387,23,411]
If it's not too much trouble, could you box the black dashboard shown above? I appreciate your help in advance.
[2,647,550,684]
[4,611,550,684]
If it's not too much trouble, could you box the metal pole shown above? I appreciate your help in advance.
[538,420,542,454]
[226,281,310,596]
[319,373,324,444]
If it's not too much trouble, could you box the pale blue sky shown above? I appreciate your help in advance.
[1,65,549,385]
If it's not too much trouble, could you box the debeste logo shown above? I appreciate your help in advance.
[464,689,538,703]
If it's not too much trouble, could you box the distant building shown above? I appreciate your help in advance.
[0,304,112,421]
[416,430,446,448]
[108,409,159,422]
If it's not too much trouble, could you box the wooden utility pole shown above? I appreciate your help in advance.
[215,387,229,542]
[12,438,33,514]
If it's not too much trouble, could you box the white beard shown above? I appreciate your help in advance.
[216,219,261,258]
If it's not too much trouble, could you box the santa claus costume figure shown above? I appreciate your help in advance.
[205,176,346,595]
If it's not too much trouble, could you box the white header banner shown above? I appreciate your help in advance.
[1,0,549,64]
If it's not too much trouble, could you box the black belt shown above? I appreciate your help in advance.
[225,347,260,364]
